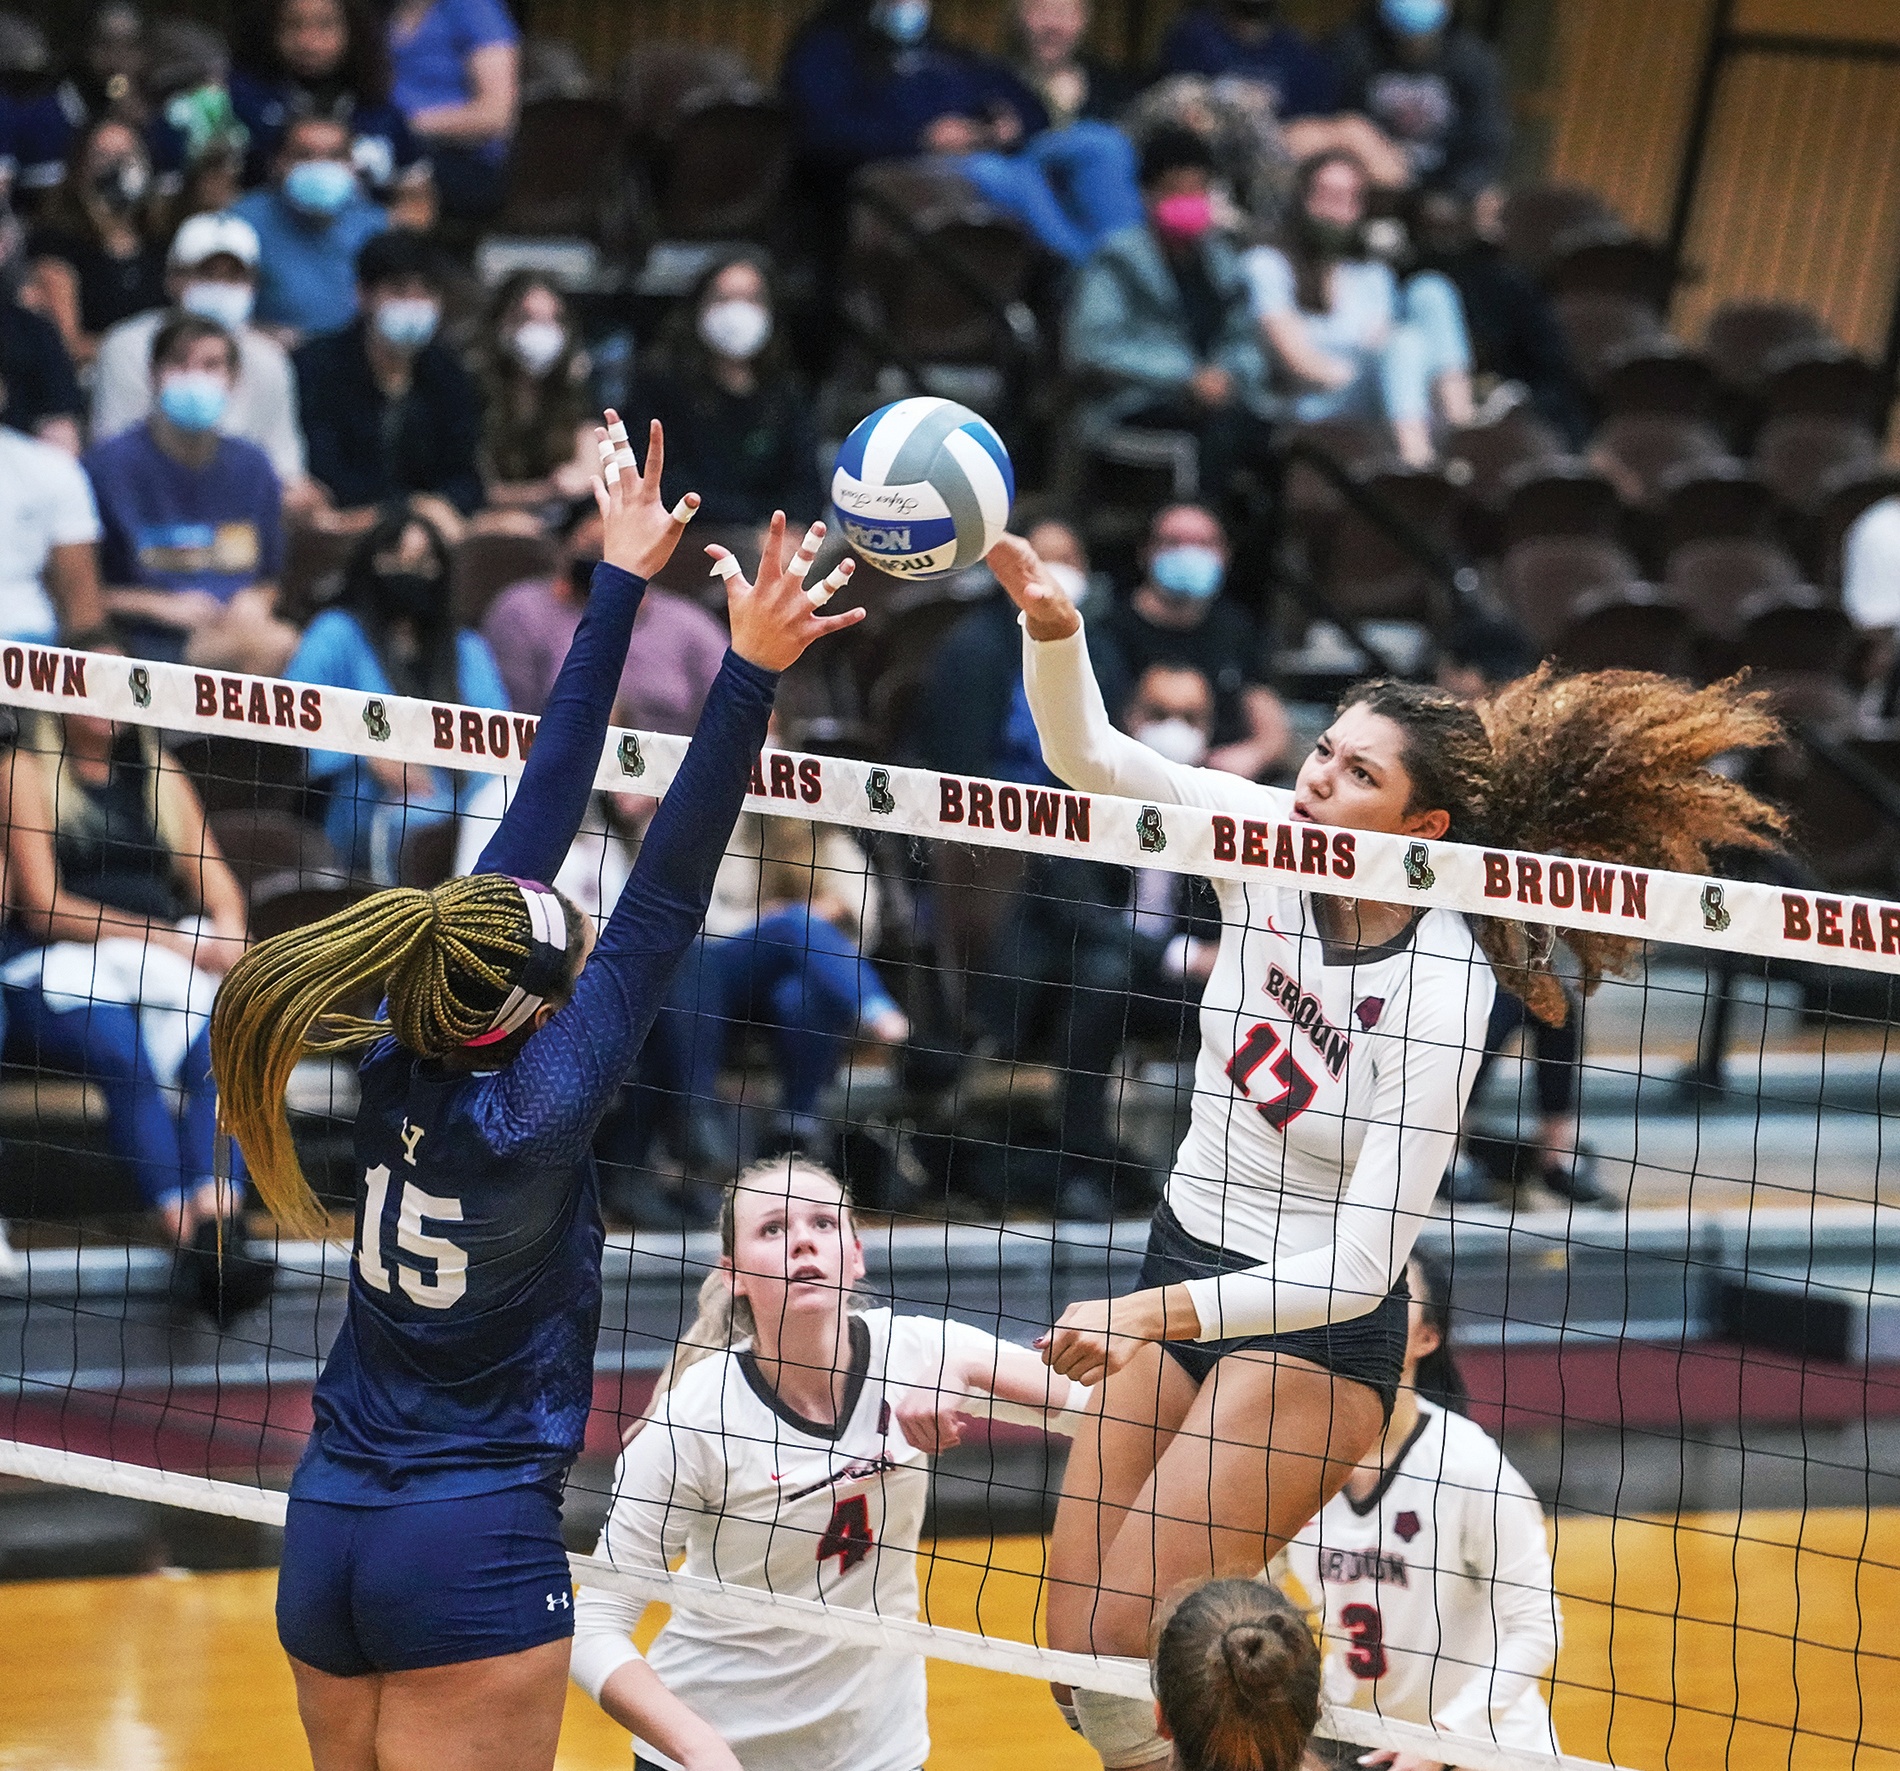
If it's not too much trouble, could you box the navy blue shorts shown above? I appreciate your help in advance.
[277,1481,576,1677]
[1139,1201,1410,1421]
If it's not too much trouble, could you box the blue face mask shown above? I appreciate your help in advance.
[373,296,441,353]
[157,370,229,432]
[284,157,357,217]
[1149,543,1224,600]
[1380,0,1449,35]
[874,0,931,45]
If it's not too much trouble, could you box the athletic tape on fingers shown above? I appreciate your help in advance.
[809,558,854,608]
[0,643,1891,977]
[602,420,634,486]
[671,498,698,525]
[710,554,742,582]
[786,522,825,580]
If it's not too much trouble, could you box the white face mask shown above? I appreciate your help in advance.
[1135,717,1209,768]
[698,298,772,362]
[179,279,255,331]
[508,318,566,377]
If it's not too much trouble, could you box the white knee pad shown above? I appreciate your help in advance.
[1073,1687,1167,1769]
[1053,1693,1083,1735]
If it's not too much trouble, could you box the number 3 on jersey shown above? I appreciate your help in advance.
[358,1164,467,1308]
[817,1495,875,1574]
[1340,1602,1387,1678]
[1226,1021,1316,1130]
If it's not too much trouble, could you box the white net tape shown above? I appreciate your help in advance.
[0,638,1886,970]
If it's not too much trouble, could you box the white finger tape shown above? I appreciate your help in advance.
[671,498,698,524]
[606,420,629,445]
[808,559,854,607]
[710,555,743,582]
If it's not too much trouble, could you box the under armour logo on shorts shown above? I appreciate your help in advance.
[545,1590,571,1612]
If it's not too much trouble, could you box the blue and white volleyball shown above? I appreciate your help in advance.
[830,398,1014,579]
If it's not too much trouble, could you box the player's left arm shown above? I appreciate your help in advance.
[1430,1458,1562,1739]
[892,1321,1092,1454]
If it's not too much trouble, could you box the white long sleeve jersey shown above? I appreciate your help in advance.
[1279,1400,1562,1749]
[571,1308,1009,1771]
[1022,621,1495,1338]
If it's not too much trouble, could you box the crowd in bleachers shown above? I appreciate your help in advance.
[1,0,1897,1268]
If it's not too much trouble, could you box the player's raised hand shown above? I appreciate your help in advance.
[712,514,865,673]
[592,412,700,582]
[987,533,1081,643]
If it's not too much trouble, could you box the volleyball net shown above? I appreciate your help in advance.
[1,640,1897,1771]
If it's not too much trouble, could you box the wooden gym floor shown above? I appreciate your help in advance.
[1,1512,1896,1771]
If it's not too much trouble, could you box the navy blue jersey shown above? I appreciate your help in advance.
[291,562,777,1506]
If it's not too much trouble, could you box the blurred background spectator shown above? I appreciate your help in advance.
[293,227,481,519]
[89,211,313,506]
[1157,0,1340,117]
[231,0,435,230]
[285,506,505,880]
[1330,0,1509,200]
[22,116,167,368]
[0,379,103,642]
[1244,147,1473,464]
[0,291,84,452]
[232,111,388,341]
[475,269,594,518]
[384,0,518,224]
[639,251,824,529]
[1007,0,1135,128]
[83,312,291,671]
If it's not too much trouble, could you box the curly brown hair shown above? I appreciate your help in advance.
[1342,667,1788,1025]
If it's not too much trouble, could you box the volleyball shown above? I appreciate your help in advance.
[830,397,1015,580]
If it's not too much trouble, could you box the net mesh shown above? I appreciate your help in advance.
[2,641,1897,1771]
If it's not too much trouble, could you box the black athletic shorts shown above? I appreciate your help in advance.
[1138,1200,1410,1421]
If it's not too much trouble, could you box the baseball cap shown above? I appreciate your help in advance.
[168,212,261,271]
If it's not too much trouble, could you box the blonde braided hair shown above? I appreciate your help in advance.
[209,873,565,1236]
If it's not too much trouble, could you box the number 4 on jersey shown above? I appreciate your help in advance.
[817,1495,874,1574]
[1226,1021,1316,1130]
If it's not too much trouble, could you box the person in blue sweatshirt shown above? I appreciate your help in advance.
[207,414,865,1771]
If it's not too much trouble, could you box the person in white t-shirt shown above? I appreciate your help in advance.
[0,406,105,641]
[1278,1249,1560,1766]
[985,534,1786,1770]
[88,212,317,511]
[570,1157,1086,1771]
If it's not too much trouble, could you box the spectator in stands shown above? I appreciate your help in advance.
[0,372,105,642]
[481,502,728,725]
[1843,496,1900,710]
[1330,0,1510,199]
[285,505,507,880]
[1244,148,1473,465]
[89,212,316,507]
[384,0,519,223]
[232,112,390,343]
[53,2,150,138]
[476,270,595,519]
[1098,502,1291,779]
[293,228,484,519]
[1066,127,1274,505]
[231,0,434,228]
[1411,185,1591,446]
[1009,0,1136,128]
[640,251,824,528]
[0,684,274,1318]
[1156,0,1342,120]
[21,116,167,367]
[0,291,84,452]
[84,313,296,673]
[0,13,72,205]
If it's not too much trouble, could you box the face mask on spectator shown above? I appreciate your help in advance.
[1381,0,1449,34]
[698,298,772,361]
[1041,560,1088,603]
[180,279,255,331]
[508,319,567,377]
[92,157,149,210]
[1149,543,1224,600]
[284,157,356,216]
[1297,211,1360,257]
[873,0,931,45]
[157,369,229,432]
[373,296,440,352]
[1152,191,1213,243]
[374,570,441,623]
[1135,717,1209,768]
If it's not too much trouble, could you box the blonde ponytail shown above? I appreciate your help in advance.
[209,873,543,1236]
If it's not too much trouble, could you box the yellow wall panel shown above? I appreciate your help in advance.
[1673,52,1900,355]
[1545,0,1717,235]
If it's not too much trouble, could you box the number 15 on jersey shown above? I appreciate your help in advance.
[358,1164,468,1309]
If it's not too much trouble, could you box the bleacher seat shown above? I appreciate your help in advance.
[207,808,339,900]
[1551,585,1695,674]
[1497,459,1623,548]
[1501,534,1641,646]
[1593,340,1718,420]
[654,93,794,242]
[1593,413,1728,504]
[451,530,560,627]
[1553,291,1670,385]
[1499,183,1618,274]
[1753,414,1879,513]
[1664,536,1801,636]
